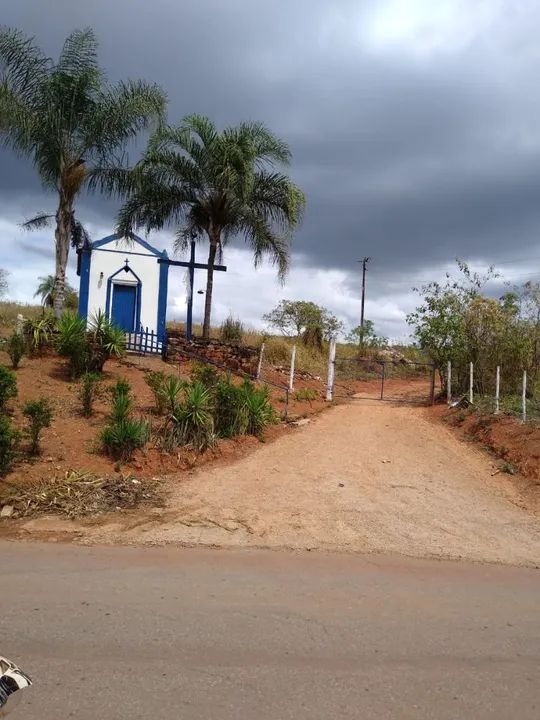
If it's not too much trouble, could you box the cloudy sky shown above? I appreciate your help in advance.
[2,0,540,340]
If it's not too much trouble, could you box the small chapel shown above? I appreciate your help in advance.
[77,233,169,341]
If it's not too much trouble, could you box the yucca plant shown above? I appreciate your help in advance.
[172,381,215,452]
[100,418,148,460]
[157,376,184,416]
[109,393,132,424]
[240,381,276,436]
[213,377,246,438]
[87,311,125,372]
[56,311,88,377]
[24,314,56,356]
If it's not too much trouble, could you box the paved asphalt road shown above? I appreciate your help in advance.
[1,542,539,719]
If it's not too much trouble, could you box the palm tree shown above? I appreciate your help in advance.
[34,275,78,310]
[0,26,166,316]
[115,115,305,338]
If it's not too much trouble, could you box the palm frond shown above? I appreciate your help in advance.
[21,212,53,230]
[0,26,51,102]
[56,28,98,77]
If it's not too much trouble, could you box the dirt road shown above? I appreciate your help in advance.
[3,542,540,720]
[28,400,539,565]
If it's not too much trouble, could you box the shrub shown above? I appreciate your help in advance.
[24,313,56,356]
[0,415,20,475]
[23,397,53,454]
[190,362,219,389]
[171,381,215,451]
[294,387,318,403]
[145,371,168,414]
[0,366,17,410]
[79,373,102,417]
[100,418,148,460]
[240,381,276,436]
[220,315,244,344]
[6,332,25,368]
[213,377,246,438]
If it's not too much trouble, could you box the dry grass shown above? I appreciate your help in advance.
[0,301,43,332]
[0,470,165,519]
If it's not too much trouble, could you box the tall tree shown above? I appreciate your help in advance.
[114,115,305,338]
[0,26,166,316]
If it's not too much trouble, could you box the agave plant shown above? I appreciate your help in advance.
[56,311,88,377]
[240,381,276,436]
[87,311,126,372]
[157,376,185,416]
[100,418,148,460]
[172,381,215,452]
[24,314,56,356]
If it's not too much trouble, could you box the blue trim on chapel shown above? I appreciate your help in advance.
[157,251,169,341]
[78,250,91,319]
[105,264,143,332]
[91,232,167,258]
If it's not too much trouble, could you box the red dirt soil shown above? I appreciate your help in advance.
[1,349,539,516]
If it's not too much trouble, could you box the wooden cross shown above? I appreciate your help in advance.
[158,240,227,340]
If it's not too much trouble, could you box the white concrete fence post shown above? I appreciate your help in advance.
[522,370,527,423]
[289,344,296,393]
[16,314,24,336]
[447,360,452,405]
[256,342,265,380]
[469,362,474,404]
[325,338,337,402]
[495,365,500,414]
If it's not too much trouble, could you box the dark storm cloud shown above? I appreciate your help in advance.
[2,0,540,299]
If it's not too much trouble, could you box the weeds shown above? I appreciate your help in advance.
[23,397,53,454]
[294,387,318,403]
[145,371,168,414]
[220,315,244,344]
[190,362,220,389]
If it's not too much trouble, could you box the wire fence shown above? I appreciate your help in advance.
[447,361,535,424]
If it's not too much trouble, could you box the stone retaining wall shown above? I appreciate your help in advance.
[166,331,258,374]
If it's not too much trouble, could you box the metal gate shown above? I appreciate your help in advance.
[333,356,437,405]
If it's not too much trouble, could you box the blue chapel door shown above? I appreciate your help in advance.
[111,284,137,332]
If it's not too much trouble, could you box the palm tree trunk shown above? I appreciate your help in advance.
[53,194,72,319]
[202,236,219,339]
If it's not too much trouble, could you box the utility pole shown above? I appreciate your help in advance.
[359,256,370,344]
